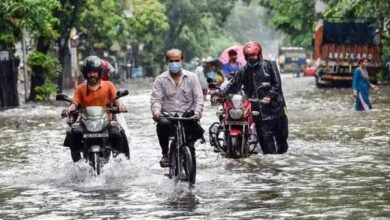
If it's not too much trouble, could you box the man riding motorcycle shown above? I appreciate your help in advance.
[219,41,288,154]
[63,55,129,162]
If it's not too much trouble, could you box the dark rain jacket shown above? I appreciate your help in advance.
[221,59,286,120]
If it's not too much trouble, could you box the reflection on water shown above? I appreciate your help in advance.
[0,78,389,219]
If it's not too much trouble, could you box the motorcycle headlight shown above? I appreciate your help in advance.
[84,119,105,132]
[229,109,244,120]
[231,94,244,108]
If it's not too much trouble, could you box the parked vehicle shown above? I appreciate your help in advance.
[313,21,381,87]
[57,90,130,175]
[304,66,316,77]
[278,47,307,73]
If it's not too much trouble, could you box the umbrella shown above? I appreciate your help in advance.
[218,45,246,66]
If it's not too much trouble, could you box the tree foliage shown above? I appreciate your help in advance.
[224,1,281,56]
[159,0,238,60]
[79,0,168,54]
[0,0,59,49]
[258,0,316,48]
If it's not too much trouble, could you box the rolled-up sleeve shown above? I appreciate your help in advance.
[150,77,163,115]
[192,75,204,116]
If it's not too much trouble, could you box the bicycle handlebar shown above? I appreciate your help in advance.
[161,112,199,121]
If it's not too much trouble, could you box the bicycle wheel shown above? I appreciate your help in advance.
[169,141,178,178]
[180,144,196,185]
[228,136,240,158]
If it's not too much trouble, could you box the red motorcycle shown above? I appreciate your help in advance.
[209,83,270,158]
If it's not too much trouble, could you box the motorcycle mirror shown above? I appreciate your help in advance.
[56,94,72,103]
[116,90,129,99]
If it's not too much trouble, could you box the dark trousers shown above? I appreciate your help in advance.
[255,115,289,154]
[156,117,173,156]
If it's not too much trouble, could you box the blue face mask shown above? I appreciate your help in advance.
[168,62,182,73]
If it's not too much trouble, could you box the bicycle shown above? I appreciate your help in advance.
[162,112,198,188]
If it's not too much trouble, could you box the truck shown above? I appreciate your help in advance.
[313,21,381,87]
[278,46,307,73]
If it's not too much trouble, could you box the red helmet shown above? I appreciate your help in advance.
[243,41,263,60]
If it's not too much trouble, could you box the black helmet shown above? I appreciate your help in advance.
[81,56,103,79]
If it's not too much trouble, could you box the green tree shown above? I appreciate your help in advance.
[78,0,169,76]
[79,0,168,54]
[258,0,316,48]
[54,0,85,92]
[223,1,282,56]
[0,0,60,101]
[159,0,238,61]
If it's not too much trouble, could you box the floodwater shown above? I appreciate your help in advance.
[0,76,389,219]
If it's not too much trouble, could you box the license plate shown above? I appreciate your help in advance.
[83,133,109,138]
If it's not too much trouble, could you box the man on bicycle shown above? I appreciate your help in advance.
[150,48,204,167]
[220,41,288,154]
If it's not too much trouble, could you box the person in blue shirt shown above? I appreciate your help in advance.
[352,58,379,111]
[223,49,242,80]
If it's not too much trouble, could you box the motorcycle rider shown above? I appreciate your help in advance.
[150,48,204,167]
[220,41,288,154]
[63,55,129,162]
[101,59,115,81]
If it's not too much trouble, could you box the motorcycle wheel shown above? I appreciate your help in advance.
[123,135,130,159]
[90,152,101,175]
[180,144,196,186]
[228,136,240,158]
[240,138,249,158]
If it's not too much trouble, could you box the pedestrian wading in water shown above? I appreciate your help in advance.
[352,58,380,111]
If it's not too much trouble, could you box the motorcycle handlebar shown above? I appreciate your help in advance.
[61,108,126,118]
[106,107,128,114]
[61,109,79,118]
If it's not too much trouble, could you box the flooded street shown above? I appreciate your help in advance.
[0,76,389,219]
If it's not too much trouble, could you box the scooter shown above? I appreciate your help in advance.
[57,90,129,175]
